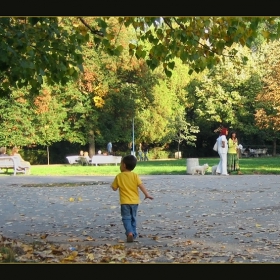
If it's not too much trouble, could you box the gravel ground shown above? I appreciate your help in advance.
[1,174,280,263]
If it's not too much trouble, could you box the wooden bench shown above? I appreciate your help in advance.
[0,156,29,175]
[90,155,122,166]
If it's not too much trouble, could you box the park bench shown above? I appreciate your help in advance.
[90,155,122,166]
[66,156,90,165]
[66,155,122,166]
[0,156,29,175]
[241,148,268,157]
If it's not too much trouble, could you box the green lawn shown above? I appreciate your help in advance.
[1,156,279,176]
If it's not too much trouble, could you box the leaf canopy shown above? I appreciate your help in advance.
[1,16,280,98]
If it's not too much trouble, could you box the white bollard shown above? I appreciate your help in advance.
[174,151,182,159]
[186,158,199,174]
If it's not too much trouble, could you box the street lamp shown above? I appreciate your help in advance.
[132,117,135,156]
[127,83,136,156]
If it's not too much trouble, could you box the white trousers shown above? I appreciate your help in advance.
[216,152,228,175]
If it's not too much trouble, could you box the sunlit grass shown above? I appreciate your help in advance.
[199,156,280,175]
[1,156,279,176]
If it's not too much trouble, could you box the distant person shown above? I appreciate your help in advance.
[143,143,149,161]
[107,142,112,155]
[138,143,143,161]
[97,150,102,155]
[79,150,84,156]
[80,151,89,165]
[11,146,31,174]
[0,147,9,156]
[227,131,242,174]
[111,155,153,242]
[215,128,229,176]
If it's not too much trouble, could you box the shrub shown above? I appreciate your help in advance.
[148,147,170,159]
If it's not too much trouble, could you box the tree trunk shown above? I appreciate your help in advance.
[47,146,50,165]
[88,130,95,157]
[273,138,277,156]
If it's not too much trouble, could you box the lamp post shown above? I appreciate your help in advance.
[128,83,136,156]
[132,117,135,156]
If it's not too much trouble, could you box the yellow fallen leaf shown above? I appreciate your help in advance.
[256,223,262,227]
[69,197,75,202]
[87,253,95,261]
[78,197,83,201]
[112,244,125,250]
[71,251,78,257]
[85,236,95,241]
[22,245,34,252]
[63,251,79,261]
[63,256,76,261]
[191,251,200,255]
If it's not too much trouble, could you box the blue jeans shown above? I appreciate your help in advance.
[121,204,138,238]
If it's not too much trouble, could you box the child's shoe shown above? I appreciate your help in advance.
[127,233,133,242]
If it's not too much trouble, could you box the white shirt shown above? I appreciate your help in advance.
[217,135,228,154]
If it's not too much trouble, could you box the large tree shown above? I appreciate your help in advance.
[0,17,85,97]
[183,42,265,153]
[255,40,280,155]
[87,17,280,75]
[1,16,280,98]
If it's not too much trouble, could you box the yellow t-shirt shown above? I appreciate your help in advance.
[228,138,238,154]
[112,171,142,204]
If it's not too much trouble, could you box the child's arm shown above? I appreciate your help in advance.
[111,184,118,191]
[138,183,153,200]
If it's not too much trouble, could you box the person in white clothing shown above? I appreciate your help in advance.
[216,127,229,175]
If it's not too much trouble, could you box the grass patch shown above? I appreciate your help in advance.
[1,156,279,176]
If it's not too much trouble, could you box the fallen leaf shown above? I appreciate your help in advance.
[87,253,95,261]
[85,236,95,241]
[40,233,49,239]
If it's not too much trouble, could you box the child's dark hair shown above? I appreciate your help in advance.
[122,155,137,171]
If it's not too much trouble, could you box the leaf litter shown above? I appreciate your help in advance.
[1,176,280,263]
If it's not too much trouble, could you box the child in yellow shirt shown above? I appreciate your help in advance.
[111,155,153,242]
